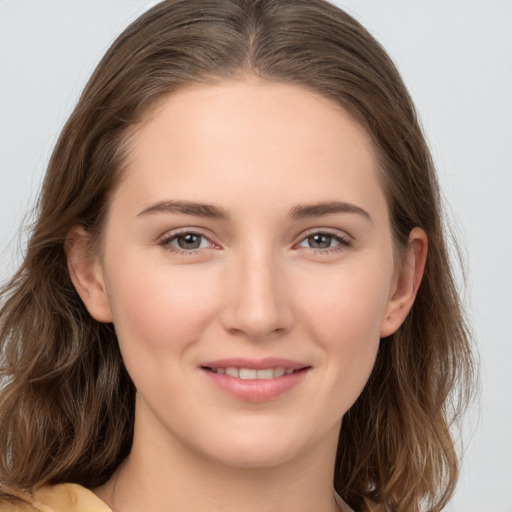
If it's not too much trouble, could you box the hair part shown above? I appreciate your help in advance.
[0,1,475,511]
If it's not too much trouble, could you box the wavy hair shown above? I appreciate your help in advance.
[0,1,474,510]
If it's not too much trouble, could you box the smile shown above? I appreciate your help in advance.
[200,359,311,401]
[206,367,296,379]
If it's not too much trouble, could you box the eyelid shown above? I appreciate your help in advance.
[296,226,352,241]
[157,226,353,255]
[158,227,220,254]
[293,228,353,252]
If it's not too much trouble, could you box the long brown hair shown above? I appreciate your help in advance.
[0,1,474,510]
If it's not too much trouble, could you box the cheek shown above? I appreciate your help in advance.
[297,260,392,398]
[301,261,391,343]
[105,256,220,357]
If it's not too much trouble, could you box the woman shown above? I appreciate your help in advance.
[0,1,474,511]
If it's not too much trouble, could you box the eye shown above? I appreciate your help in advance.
[160,231,216,253]
[174,233,208,250]
[296,232,351,252]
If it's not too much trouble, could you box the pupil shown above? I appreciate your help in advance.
[178,234,201,249]
[309,234,331,249]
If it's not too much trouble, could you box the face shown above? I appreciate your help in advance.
[72,79,420,470]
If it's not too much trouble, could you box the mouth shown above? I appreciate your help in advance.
[202,366,308,379]
[199,358,311,401]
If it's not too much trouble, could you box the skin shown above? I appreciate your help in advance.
[69,78,427,512]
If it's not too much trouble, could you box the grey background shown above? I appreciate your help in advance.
[1,1,511,510]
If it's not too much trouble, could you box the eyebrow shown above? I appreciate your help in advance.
[289,201,372,222]
[137,199,372,222]
[137,200,229,219]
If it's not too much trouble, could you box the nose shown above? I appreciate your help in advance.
[218,247,295,340]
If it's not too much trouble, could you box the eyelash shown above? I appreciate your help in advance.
[296,231,352,254]
[159,230,217,256]
[158,229,352,256]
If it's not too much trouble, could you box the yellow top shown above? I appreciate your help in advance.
[1,484,355,512]
[0,484,111,512]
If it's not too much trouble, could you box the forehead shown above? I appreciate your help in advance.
[117,79,386,221]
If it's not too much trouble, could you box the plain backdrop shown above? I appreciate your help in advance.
[1,1,511,511]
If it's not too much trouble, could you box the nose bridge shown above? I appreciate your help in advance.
[220,242,293,338]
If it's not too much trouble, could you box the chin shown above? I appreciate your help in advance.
[207,440,304,469]
[191,418,330,470]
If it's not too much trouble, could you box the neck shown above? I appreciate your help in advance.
[93,407,346,512]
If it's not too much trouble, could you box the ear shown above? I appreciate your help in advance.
[380,227,428,338]
[66,227,113,323]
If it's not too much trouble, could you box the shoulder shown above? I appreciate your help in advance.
[0,484,111,512]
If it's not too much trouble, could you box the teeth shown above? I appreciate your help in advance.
[274,367,285,377]
[225,367,239,378]
[239,368,257,379]
[256,369,274,379]
[210,366,298,379]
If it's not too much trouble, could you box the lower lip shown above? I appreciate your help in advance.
[201,368,310,402]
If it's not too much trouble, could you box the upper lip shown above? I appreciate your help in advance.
[200,357,310,370]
